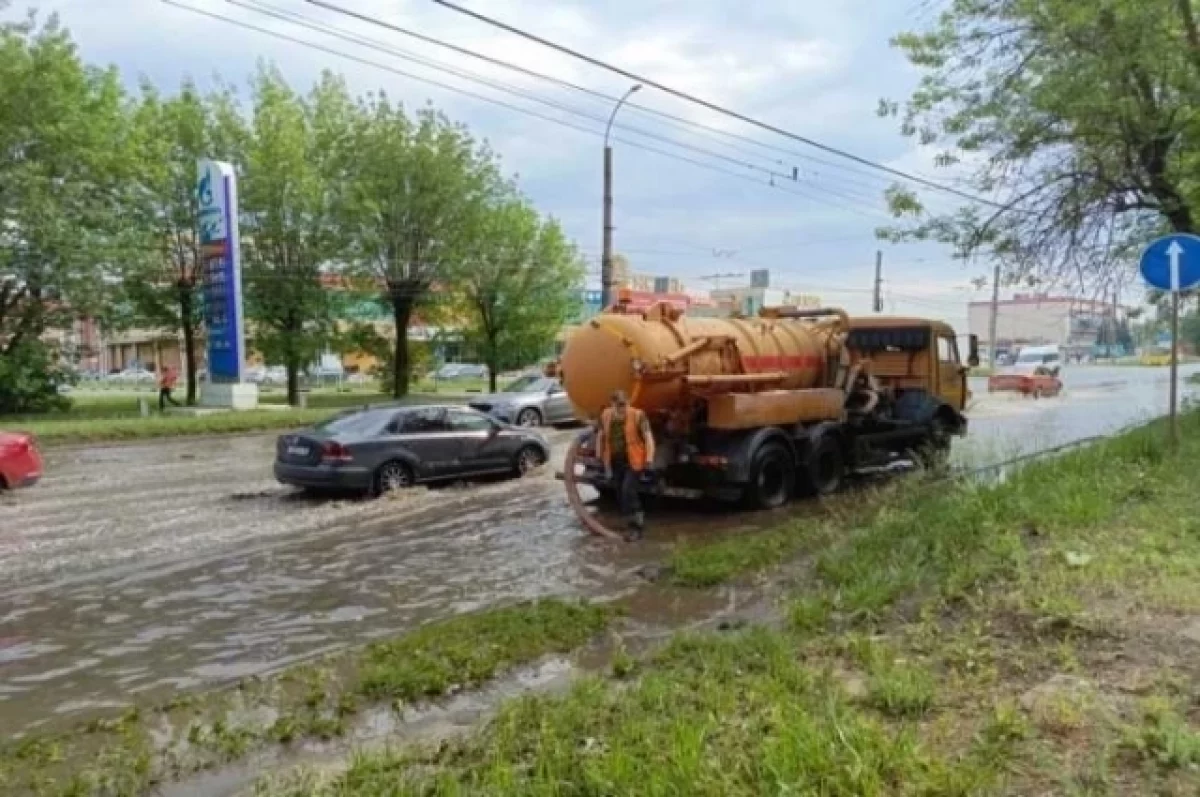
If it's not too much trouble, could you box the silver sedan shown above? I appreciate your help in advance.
[468,374,577,427]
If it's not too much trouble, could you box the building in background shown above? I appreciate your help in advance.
[967,294,1120,360]
[102,328,185,374]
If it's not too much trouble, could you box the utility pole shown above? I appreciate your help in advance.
[601,83,642,309]
[988,263,1001,365]
[872,250,883,313]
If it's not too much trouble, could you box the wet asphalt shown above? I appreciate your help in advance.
[1,365,1196,736]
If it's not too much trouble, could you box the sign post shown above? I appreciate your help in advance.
[197,159,257,410]
[1139,233,1200,447]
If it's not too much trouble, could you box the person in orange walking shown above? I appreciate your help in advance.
[597,390,656,541]
[158,365,181,411]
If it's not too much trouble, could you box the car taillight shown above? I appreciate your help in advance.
[321,441,352,463]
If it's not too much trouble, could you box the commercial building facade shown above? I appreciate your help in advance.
[967,294,1119,359]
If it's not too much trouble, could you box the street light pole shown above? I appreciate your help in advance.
[602,83,642,310]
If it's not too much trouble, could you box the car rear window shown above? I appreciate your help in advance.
[504,375,551,392]
[313,411,387,435]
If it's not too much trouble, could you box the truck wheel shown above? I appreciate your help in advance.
[744,442,795,510]
[915,419,952,471]
[796,433,845,497]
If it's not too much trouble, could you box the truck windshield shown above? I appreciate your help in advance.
[848,327,931,352]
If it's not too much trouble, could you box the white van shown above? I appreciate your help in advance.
[1011,345,1062,376]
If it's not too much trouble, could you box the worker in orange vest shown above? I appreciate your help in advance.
[597,390,656,541]
[158,365,181,411]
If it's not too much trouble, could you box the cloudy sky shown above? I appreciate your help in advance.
[26,0,1003,330]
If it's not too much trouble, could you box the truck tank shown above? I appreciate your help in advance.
[559,302,851,419]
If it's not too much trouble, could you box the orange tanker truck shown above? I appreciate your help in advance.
[557,295,979,537]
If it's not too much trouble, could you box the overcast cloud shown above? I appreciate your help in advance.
[23,0,1001,328]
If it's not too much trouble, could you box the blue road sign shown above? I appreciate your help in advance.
[1140,233,1200,292]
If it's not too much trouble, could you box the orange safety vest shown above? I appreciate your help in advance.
[159,369,177,389]
[598,407,652,471]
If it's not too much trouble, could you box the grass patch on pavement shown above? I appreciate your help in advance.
[0,600,611,796]
[669,524,824,587]
[256,411,1200,796]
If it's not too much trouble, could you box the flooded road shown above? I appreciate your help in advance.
[2,365,1197,736]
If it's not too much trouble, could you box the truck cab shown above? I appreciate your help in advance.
[846,317,978,438]
[848,318,977,405]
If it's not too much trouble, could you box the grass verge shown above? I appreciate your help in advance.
[1,390,475,445]
[260,411,1200,796]
[8,408,340,444]
[0,600,611,796]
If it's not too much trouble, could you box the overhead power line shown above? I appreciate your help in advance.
[421,0,1013,212]
[163,1,895,221]
[230,0,795,185]
[303,0,936,199]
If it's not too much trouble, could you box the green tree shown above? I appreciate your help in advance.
[453,200,584,392]
[1181,309,1200,350]
[239,68,350,405]
[0,9,126,411]
[344,98,502,398]
[879,0,1200,286]
[121,81,242,405]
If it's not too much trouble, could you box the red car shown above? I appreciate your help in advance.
[0,431,43,490]
[987,368,1063,399]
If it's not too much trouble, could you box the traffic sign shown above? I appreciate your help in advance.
[1138,233,1200,449]
[1140,233,1200,292]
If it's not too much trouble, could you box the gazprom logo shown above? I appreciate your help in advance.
[197,159,228,244]
[197,171,213,208]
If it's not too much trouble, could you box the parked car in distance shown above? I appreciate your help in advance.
[111,367,156,384]
[0,431,43,490]
[468,373,576,427]
[433,363,487,381]
[308,364,345,381]
[274,405,550,495]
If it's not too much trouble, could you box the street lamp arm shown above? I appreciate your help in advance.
[604,84,642,146]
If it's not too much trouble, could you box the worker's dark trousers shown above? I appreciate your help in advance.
[159,388,180,410]
[611,456,644,533]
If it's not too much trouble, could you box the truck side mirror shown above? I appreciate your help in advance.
[967,335,980,367]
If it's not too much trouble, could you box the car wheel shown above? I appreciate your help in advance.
[744,442,795,509]
[373,461,414,496]
[515,445,546,477]
[516,407,543,427]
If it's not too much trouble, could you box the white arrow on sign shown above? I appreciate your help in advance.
[1168,239,1184,292]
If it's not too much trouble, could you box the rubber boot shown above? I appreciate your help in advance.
[625,512,645,542]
